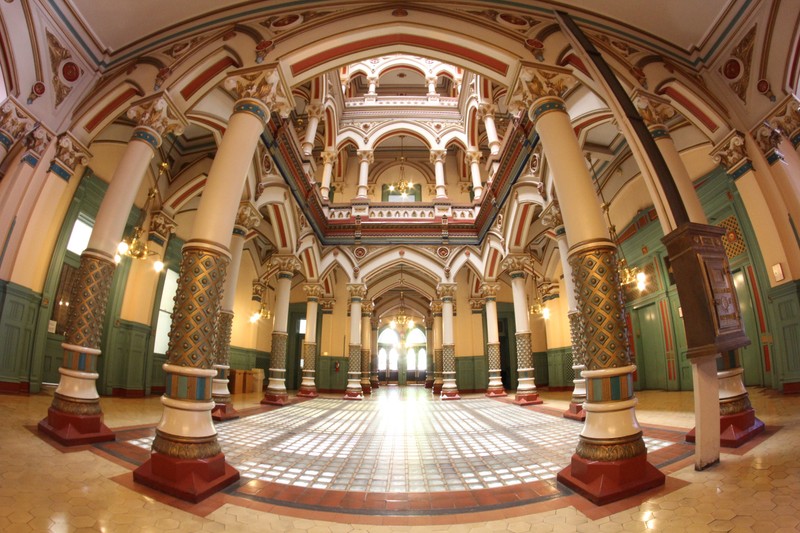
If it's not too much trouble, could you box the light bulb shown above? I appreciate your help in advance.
[542,307,551,320]
[117,241,129,255]
[250,312,260,323]
[408,319,414,329]
[153,260,165,273]
[390,320,396,330]
[389,185,395,191]
[114,253,121,264]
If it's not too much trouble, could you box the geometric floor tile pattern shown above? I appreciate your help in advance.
[125,386,675,494]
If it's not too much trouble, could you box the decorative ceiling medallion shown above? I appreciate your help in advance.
[436,246,450,259]
[392,8,408,17]
[46,30,82,107]
[723,25,756,103]
[353,246,367,259]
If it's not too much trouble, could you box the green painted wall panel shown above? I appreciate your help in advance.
[318,356,348,391]
[545,348,572,387]
[0,281,40,385]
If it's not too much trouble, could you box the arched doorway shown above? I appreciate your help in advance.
[377,325,428,385]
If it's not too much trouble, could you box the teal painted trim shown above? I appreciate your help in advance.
[767,281,800,387]
[649,128,669,139]
[148,233,165,246]
[0,281,41,385]
[455,355,488,391]
[730,161,753,181]
[21,153,39,167]
[0,130,12,149]
[234,101,268,123]
[232,227,247,236]
[792,132,800,148]
[766,151,782,165]
[48,162,72,181]
[131,129,160,150]
[530,100,566,122]
[545,347,573,388]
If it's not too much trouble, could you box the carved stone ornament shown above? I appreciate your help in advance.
[127,96,186,138]
[149,210,177,242]
[469,298,484,311]
[508,63,576,113]
[303,283,324,299]
[632,90,675,128]
[53,133,90,171]
[710,131,748,171]
[436,283,457,300]
[752,125,782,156]
[235,202,262,232]
[465,150,482,165]
[476,102,497,120]
[24,126,53,158]
[357,150,374,164]
[347,284,368,300]
[540,202,563,230]
[224,67,292,118]
[430,300,443,314]
[480,283,500,298]
[306,103,324,119]
[0,100,34,141]
[251,280,266,302]
[724,25,756,103]
[270,255,301,274]
[320,150,337,165]
[319,298,336,311]
[764,96,800,138]
[501,254,529,275]
[46,30,82,107]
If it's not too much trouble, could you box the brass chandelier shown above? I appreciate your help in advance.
[387,135,413,198]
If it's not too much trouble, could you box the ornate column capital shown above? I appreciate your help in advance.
[361,300,374,316]
[710,131,751,178]
[127,95,187,147]
[437,283,457,301]
[430,300,443,315]
[224,65,292,121]
[0,99,35,147]
[632,90,675,132]
[477,102,497,119]
[509,63,576,119]
[465,150,482,165]
[347,284,368,301]
[252,280,266,302]
[429,149,446,164]
[357,150,374,165]
[540,202,564,232]
[480,283,500,299]
[49,133,90,179]
[234,202,261,235]
[303,283,324,300]
[501,254,530,276]
[762,95,800,145]
[305,103,324,119]
[320,150,337,165]
[20,125,53,161]
[752,124,782,159]
[148,210,176,245]
[319,298,336,312]
[270,255,300,276]
[469,298,484,312]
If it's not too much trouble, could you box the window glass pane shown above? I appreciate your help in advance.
[406,327,426,345]
[389,348,399,371]
[378,348,387,370]
[159,270,179,313]
[153,310,172,354]
[66,218,93,255]
[407,348,416,370]
[298,318,306,334]
[418,348,427,371]
[154,269,179,354]
[377,328,399,345]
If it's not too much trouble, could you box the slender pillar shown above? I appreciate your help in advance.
[355,150,373,199]
[481,284,506,397]
[431,301,443,394]
[134,71,288,500]
[430,149,448,198]
[438,284,460,400]
[370,317,380,390]
[426,74,438,97]
[634,92,708,224]
[212,203,260,421]
[319,150,336,200]
[262,256,299,406]
[478,103,501,155]
[367,75,378,96]
[301,103,322,156]
[503,256,542,405]
[360,301,373,394]
[319,298,336,387]
[511,65,664,503]
[298,283,323,398]
[467,150,483,201]
[345,284,366,400]
[425,317,434,388]
[39,96,185,446]
[549,216,586,421]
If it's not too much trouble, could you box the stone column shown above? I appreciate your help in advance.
[301,103,322,156]
[438,284,460,400]
[753,126,800,234]
[503,255,542,405]
[511,65,664,504]
[430,149,448,198]
[345,284,366,400]
[547,213,586,421]
[478,103,501,155]
[367,75,378,96]
[0,99,34,165]
[298,283,323,398]
[370,317,380,390]
[426,74,438,97]
[319,150,336,200]
[262,255,299,406]
[467,150,483,201]
[360,301,373,394]
[355,150,373,199]
[431,300,444,394]
[135,69,290,500]
[319,297,336,387]
[481,283,506,397]
[425,317,434,388]
[212,202,260,421]
[634,92,708,224]
[39,96,184,447]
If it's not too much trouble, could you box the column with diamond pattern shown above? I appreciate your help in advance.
[345,284,366,400]
[431,300,444,394]
[360,301,373,394]
[438,284,460,400]
[481,284,506,397]
[262,256,299,406]
[297,283,323,398]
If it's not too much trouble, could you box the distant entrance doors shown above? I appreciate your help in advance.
[377,326,427,384]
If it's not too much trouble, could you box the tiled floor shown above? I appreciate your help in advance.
[2,385,799,531]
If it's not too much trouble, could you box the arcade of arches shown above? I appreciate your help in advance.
[1,0,800,529]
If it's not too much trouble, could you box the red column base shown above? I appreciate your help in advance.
[485,387,507,398]
[260,391,290,406]
[296,386,319,398]
[361,383,372,394]
[433,383,443,394]
[513,392,543,406]
[557,453,666,506]
[424,380,433,389]
[343,390,363,400]
[133,452,239,503]
[563,401,586,421]
[37,407,115,446]
[370,379,380,390]
[441,390,461,400]
[211,402,240,421]
[685,407,765,447]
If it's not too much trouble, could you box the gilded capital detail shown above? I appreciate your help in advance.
[270,255,300,276]
[501,255,529,276]
[509,63,575,118]
[710,131,749,174]
[480,283,500,299]
[437,284,457,300]
[225,66,291,119]
[632,90,675,130]
[0,100,34,146]
[347,284,368,301]
[167,244,230,369]
[235,202,261,233]
[303,283,324,300]
[128,95,187,142]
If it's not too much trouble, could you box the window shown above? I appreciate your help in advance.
[153,269,179,354]
[389,348,399,371]
[418,348,427,371]
[406,327,426,346]
[298,318,306,334]
[407,348,417,371]
[66,218,93,256]
[378,348,388,371]
[377,327,399,345]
